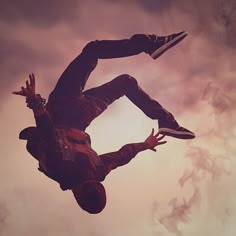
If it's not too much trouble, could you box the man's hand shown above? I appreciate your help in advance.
[145,128,167,152]
[12,73,46,115]
[12,73,36,98]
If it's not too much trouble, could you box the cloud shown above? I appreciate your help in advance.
[0,0,81,27]
[135,0,174,13]
[0,200,9,234]
[1,0,236,235]
[202,81,236,114]
[151,185,201,236]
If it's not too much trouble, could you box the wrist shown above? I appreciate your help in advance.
[26,94,46,110]
[143,141,150,149]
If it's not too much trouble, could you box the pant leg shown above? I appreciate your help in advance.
[49,34,152,97]
[84,74,171,120]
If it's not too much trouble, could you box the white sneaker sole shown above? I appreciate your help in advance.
[159,127,195,139]
[151,31,188,59]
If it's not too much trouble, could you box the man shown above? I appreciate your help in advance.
[13,32,195,214]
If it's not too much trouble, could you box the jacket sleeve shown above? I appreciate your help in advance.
[34,110,55,142]
[26,93,55,140]
[99,142,149,175]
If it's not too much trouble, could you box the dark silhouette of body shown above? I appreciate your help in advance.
[13,32,195,214]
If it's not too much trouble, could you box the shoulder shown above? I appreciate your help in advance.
[19,126,39,140]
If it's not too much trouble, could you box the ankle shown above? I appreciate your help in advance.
[130,34,154,53]
[158,109,174,121]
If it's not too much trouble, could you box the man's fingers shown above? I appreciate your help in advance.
[151,128,154,136]
[32,73,35,81]
[157,134,166,141]
[21,86,27,95]
[30,73,35,87]
[29,75,33,87]
[12,86,26,96]
[154,131,160,137]
[158,141,167,145]
[26,80,30,89]
[32,73,35,87]
[29,74,33,86]
[31,73,36,89]
[150,148,157,152]
[13,73,36,98]
[12,91,23,96]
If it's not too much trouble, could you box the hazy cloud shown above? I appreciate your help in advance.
[1,0,236,235]
[0,0,81,27]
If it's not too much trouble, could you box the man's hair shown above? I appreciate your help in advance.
[72,181,106,214]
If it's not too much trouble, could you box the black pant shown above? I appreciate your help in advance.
[47,34,171,131]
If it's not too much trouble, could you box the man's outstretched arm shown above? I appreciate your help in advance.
[100,129,167,175]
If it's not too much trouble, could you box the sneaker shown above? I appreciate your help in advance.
[148,31,188,59]
[158,117,195,139]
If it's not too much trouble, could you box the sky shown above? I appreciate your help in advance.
[0,0,236,235]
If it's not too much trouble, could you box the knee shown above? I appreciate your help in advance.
[130,34,148,44]
[116,74,138,88]
[82,40,98,55]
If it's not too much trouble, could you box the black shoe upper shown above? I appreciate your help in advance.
[146,31,187,55]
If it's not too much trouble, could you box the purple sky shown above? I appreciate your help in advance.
[1,0,236,235]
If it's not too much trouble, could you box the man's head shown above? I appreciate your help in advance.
[72,181,106,214]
